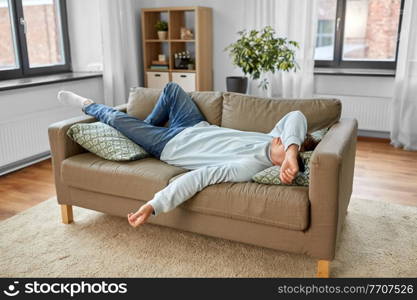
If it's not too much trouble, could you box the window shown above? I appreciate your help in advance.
[0,0,71,80]
[315,0,404,69]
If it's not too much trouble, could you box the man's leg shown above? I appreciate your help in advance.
[145,82,206,128]
[57,90,174,158]
[83,103,179,158]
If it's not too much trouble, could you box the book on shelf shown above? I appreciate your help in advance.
[150,65,169,70]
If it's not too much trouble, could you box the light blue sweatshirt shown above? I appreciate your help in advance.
[148,111,307,215]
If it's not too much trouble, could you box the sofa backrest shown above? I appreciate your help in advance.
[127,87,161,120]
[221,93,341,133]
[127,88,341,132]
[127,87,223,125]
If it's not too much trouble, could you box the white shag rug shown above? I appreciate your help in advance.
[1,197,416,277]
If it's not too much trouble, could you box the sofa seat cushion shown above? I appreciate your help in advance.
[170,174,310,231]
[61,153,186,201]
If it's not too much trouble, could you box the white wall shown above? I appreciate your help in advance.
[0,79,104,123]
[0,78,104,169]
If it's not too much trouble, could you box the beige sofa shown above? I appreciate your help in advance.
[48,88,357,278]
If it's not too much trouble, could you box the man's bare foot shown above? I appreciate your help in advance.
[127,204,154,227]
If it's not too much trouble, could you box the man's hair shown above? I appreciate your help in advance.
[297,133,320,173]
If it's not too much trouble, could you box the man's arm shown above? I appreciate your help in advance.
[148,163,251,216]
[269,111,307,151]
[127,161,262,227]
[280,144,300,184]
[269,111,307,184]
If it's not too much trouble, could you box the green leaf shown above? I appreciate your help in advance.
[224,26,299,77]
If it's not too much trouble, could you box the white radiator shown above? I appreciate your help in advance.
[315,94,392,132]
[340,96,391,132]
[314,74,394,133]
[0,107,81,169]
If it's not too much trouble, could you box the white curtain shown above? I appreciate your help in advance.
[99,0,141,106]
[244,0,318,98]
[390,0,417,151]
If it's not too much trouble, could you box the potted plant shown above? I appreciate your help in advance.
[187,58,195,70]
[225,26,299,94]
[155,21,168,40]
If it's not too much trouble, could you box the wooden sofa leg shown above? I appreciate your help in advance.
[60,205,73,224]
[317,260,330,278]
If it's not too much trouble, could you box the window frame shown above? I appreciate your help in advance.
[315,0,405,70]
[0,0,72,81]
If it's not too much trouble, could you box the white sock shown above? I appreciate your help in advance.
[57,91,94,108]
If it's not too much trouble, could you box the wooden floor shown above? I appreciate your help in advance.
[0,160,56,221]
[352,140,417,207]
[0,140,416,221]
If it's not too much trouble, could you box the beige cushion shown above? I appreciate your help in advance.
[169,173,309,231]
[61,153,186,201]
[127,87,223,125]
[183,182,309,231]
[189,91,223,125]
[127,88,161,120]
[221,92,341,133]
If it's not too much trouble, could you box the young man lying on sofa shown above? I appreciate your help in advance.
[58,82,317,227]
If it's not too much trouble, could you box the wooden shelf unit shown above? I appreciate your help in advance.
[145,69,196,73]
[141,6,213,91]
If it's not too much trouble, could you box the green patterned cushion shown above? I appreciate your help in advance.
[67,122,149,161]
[252,151,313,186]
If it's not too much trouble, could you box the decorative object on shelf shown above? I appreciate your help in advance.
[155,20,168,40]
[225,26,299,94]
[150,56,169,70]
[174,50,193,69]
[180,27,194,40]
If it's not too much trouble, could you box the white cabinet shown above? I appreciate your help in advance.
[172,72,196,92]
[146,72,169,89]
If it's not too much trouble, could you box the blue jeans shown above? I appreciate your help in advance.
[83,82,206,158]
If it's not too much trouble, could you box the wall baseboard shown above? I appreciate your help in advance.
[358,129,390,139]
[0,151,50,176]
[358,129,390,143]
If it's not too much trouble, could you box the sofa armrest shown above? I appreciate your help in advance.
[307,118,358,260]
[48,103,127,204]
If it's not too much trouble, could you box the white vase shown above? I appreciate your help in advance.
[264,84,272,98]
[157,31,167,40]
[259,73,272,98]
